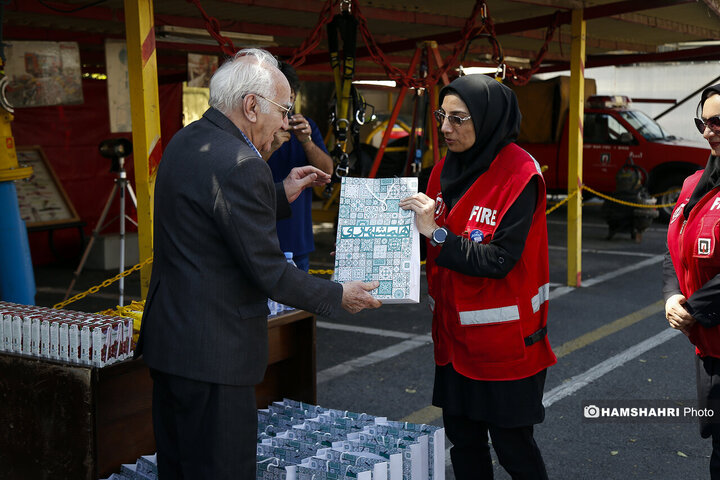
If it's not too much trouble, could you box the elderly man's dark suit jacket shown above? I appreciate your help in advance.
[136,107,343,386]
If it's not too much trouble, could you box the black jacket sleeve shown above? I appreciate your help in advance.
[275,182,292,219]
[663,248,720,328]
[662,250,682,302]
[685,275,720,328]
[434,177,538,278]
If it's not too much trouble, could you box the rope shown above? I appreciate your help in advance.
[353,0,485,89]
[309,269,335,275]
[186,0,238,57]
[651,187,680,199]
[52,256,154,310]
[494,11,563,86]
[582,185,675,209]
[54,182,671,309]
[288,0,336,67]
[545,188,580,215]
[183,0,566,92]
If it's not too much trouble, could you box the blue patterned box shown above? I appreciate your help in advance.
[334,177,420,303]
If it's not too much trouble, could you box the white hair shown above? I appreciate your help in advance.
[208,48,280,115]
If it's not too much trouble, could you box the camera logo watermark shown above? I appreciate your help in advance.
[582,400,717,423]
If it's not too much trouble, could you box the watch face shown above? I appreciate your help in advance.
[433,227,447,243]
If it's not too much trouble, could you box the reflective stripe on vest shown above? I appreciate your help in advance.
[459,305,520,325]
[531,283,550,313]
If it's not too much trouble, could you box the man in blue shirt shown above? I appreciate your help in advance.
[266,62,333,271]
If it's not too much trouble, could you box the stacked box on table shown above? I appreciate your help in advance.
[334,177,421,304]
[257,456,291,480]
[255,398,444,480]
[299,455,374,480]
[384,421,444,480]
[318,447,389,480]
[332,438,404,480]
[120,461,156,480]
[100,454,157,480]
[0,301,133,367]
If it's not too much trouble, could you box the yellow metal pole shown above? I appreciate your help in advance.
[124,0,162,298]
[567,8,585,287]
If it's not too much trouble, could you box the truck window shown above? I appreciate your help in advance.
[618,110,667,141]
[584,113,634,145]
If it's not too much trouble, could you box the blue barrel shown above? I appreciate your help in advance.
[0,181,35,305]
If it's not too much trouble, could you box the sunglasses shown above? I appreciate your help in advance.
[249,93,293,118]
[434,109,472,127]
[694,115,720,135]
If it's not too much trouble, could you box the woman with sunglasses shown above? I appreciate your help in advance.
[400,74,555,479]
[665,83,720,479]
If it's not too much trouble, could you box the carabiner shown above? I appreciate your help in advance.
[495,63,506,82]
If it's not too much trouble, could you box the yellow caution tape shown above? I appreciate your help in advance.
[54,183,675,310]
[582,185,675,209]
[53,256,154,310]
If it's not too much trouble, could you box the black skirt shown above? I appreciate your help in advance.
[432,363,547,428]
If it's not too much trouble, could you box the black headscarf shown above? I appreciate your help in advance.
[684,83,720,217]
[438,74,522,209]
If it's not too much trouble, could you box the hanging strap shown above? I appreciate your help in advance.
[327,4,359,178]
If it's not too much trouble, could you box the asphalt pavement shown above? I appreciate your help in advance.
[30,199,711,480]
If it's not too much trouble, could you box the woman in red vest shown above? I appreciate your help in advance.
[665,83,720,480]
[400,74,556,479]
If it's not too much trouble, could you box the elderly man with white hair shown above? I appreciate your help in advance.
[135,48,381,479]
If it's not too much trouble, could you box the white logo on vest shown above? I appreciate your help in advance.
[698,238,712,256]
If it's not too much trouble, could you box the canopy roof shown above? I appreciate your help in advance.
[8,0,720,83]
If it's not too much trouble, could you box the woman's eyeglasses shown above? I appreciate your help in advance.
[694,115,720,135]
[248,93,293,118]
[434,109,472,127]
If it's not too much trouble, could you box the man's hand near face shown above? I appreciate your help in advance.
[261,129,292,160]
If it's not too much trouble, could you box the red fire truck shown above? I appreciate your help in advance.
[514,79,709,220]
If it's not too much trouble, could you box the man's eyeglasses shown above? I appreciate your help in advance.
[434,109,472,127]
[251,93,293,118]
[694,115,720,135]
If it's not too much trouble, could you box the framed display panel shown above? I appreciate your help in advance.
[5,41,83,107]
[15,145,81,228]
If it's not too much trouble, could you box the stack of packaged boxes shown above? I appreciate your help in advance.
[102,454,157,480]
[0,301,133,367]
[257,399,445,480]
[100,399,444,480]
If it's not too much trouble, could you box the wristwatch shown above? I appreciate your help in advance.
[430,227,448,247]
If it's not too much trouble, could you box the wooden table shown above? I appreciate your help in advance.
[0,309,316,479]
[259,309,317,408]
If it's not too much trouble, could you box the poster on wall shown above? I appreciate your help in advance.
[105,39,132,133]
[187,53,218,88]
[4,41,83,107]
[15,146,81,228]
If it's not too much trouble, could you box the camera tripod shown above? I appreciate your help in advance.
[64,138,137,306]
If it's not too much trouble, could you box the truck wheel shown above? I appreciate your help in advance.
[653,176,685,222]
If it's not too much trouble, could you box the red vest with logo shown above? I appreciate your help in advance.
[425,143,556,381]
[667,170,720,357]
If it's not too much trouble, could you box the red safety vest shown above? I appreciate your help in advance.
[667,170,720,358]
[425,143,556,381]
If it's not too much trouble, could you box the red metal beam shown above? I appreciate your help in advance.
[536,45,720,73]
[300,0,696,66]
[214,0,466,29]
[7,1,320,44]
[495,0,694,33]
[4,26,112,44]
[6,0,121,21]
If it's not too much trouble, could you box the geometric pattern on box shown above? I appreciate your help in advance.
[334,177,420,303]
